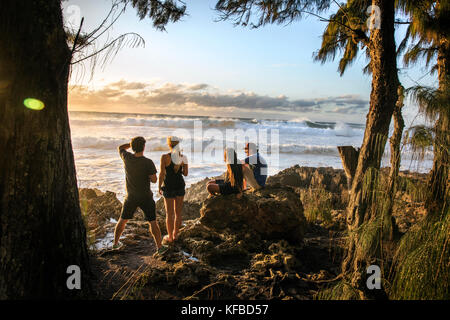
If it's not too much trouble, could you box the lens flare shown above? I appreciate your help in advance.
[24,98,45,110]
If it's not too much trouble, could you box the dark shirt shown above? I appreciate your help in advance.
[120,149,157,197]
[244,153,268,187]
[163,154,186,191]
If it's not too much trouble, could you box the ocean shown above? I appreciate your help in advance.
[69,111,433,202]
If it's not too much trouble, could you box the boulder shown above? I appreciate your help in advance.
[79,188,123,223]
[156,174,226,221]
[267,166,349,211]
[199,185,306,244]
[156,198,202,222]
[79,188,98,200]
[79,188,124,241]
[266,166,348,193]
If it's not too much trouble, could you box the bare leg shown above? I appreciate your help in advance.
[113,218,128,245]
[164,197,175,242]
[242,165,261,190]
[173,195,184,240]
[149,220,162,249]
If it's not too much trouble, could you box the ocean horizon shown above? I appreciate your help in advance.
[69,111,433,202]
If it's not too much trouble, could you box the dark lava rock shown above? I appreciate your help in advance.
[79,188,123,224]
[199,185,306,244]
[266,166,348,193]
[156,174,226,221]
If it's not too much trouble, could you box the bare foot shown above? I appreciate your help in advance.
[163,234,174,244]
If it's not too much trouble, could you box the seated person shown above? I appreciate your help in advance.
[206,148,243,198]
[242,142,267,190]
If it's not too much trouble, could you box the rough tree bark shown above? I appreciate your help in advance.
[0,0,91,298]
[384,84,405,240]
[338,146,360,190]
[387,85,405,209]
[427,27,450,218]
[342,0,399,295]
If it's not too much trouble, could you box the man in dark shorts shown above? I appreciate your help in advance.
[113,136,167,255]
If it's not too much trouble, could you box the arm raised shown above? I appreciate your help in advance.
[118,142,131,153]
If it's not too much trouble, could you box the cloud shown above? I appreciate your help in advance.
[69,80,368,116]
[332,106,365,114]
[109,80,148,90]
[316,95,369,111]
[186,83,209,91]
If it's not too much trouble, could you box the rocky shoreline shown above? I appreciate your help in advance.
[83,166,427,299]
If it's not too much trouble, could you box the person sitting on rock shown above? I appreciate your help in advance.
[206,148,243,198]
[158,136,188,244]
[113,136,168,255]
[242,142,268,191]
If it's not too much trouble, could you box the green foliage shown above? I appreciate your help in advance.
[403,125,434,162]
[68,0,188,78]
[122,0,186,31]
[358,134,389,211]
[406,86,450,121]
[397,0,450,44]
[215,0,331,28]
[389,211,450,299]
[66,30,90,47]
[396,174,429,203]
[361,166,380,206]
[300,187,333,225]
[352,167,394,264]
[403,41,438,72]
[79,199,96,249]
[317,280,361,300]
[314,0,371,75]
[351,166,396,268]
[399,0,450,76]
[353,209,393,264]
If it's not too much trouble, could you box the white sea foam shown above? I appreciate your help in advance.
[69,111,431,197]
[334,121,358,137]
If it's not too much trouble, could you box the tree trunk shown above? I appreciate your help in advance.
[385,85,405,240]
[427,29,450,218]
[0,0,91,298]
[338,146,360,190]
[342,0,399,295]
[387,85,405,208]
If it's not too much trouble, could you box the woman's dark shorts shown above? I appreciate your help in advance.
[120,194,156,222]
[215,179,240,195]
[162,187,186,199]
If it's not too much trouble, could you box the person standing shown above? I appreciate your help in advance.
[158,136,188,244]
[113,136,168,255]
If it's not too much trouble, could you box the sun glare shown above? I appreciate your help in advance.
[24,98,45,110]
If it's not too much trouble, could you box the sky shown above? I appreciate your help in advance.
[64,0,437,124]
